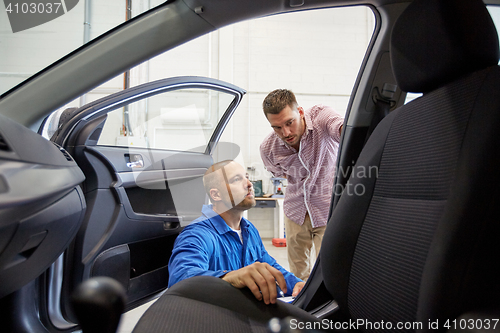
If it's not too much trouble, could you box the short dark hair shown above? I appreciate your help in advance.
[262,89,298,117]
[203,160,234,200]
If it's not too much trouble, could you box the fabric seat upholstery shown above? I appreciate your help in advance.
[133,0,500,331]
[134,276,319,333]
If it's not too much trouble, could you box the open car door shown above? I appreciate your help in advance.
[43,76,245,327]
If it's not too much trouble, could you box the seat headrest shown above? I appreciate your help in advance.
[390,0,499,93]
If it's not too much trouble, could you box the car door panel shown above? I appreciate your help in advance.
[46,77,245,321]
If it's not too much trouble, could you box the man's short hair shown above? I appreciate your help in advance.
[203,160,234,201]
[262,89,298,117]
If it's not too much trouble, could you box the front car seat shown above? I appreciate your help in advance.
[133,0,500,331]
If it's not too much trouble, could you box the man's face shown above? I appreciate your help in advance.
[217,162,256,211]
[266,105,305,150]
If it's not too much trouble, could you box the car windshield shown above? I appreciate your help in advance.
[0,0,167,96]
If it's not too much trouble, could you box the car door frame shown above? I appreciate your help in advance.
[42,76,246,329]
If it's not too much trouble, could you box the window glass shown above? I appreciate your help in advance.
[404,92,423,104]
[0,0,165,96]
[97,88,236,153]
[41,5,375,172]
[488,5,500,65]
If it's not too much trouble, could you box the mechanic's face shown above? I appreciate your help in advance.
[267,105,305,150]
[217,162,256,211]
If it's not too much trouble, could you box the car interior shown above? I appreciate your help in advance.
[0,0,499,332]
[129,0,500,331]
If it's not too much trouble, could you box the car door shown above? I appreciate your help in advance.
[43,76,245,324]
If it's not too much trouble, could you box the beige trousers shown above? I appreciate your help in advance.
[284,213,326,281]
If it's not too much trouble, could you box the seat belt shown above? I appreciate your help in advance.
[365,83,397,143]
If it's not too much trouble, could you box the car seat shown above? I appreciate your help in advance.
[131,0,500,331]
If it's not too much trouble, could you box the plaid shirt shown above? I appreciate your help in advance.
[260,104,343,228]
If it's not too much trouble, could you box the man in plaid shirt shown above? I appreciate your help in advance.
[260,89,343,280]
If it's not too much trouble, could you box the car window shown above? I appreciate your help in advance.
[97,87,236,152]
[404,92,423,104]
[0,0,166,96]
[488,5,500,55]
[39,5,376,184]
[38,5,375,162]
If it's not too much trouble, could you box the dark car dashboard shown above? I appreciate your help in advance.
[0,114,86,299]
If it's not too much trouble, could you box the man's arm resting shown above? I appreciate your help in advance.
[221,262,287,305]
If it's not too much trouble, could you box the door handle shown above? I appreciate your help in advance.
[126,160,144,168]
[126,154,144,168]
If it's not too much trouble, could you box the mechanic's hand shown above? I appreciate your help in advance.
[221,262,287,305]
[292,281,305,297]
